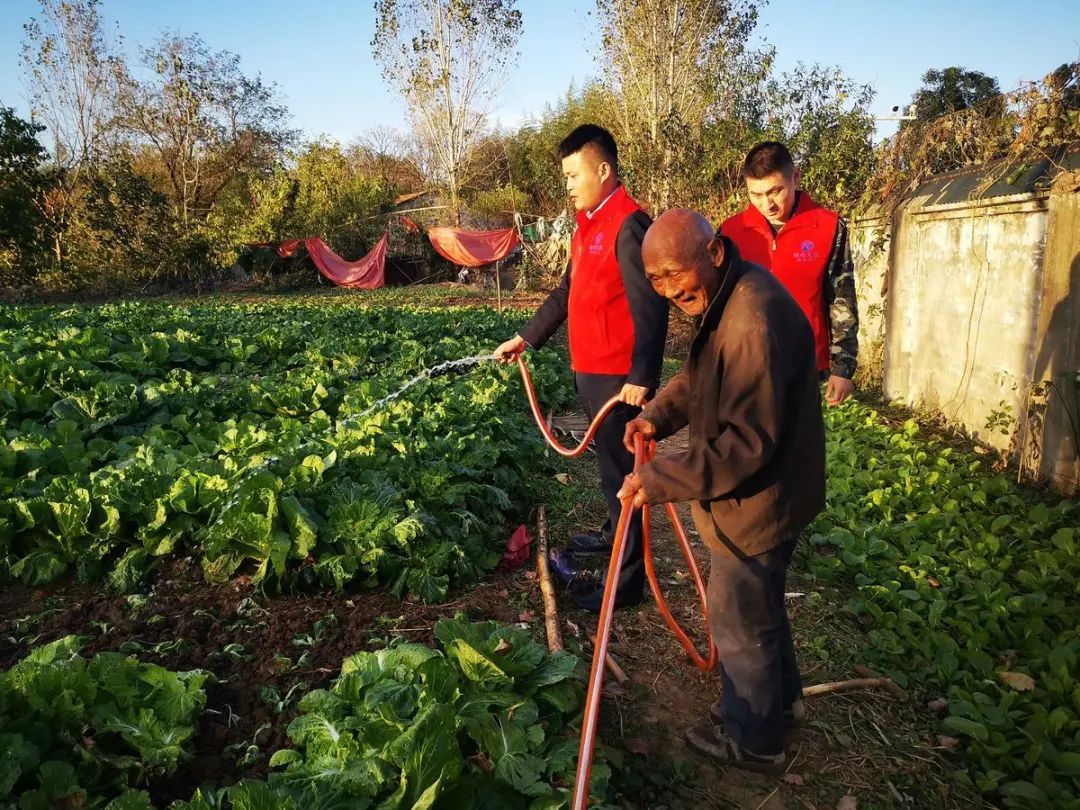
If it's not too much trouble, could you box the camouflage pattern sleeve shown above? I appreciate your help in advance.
[824,218,859,380]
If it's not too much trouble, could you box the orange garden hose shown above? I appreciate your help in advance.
[513,355,717,809]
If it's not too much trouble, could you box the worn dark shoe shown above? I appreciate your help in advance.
[684,720,786,774]
[566,576,644,612]
[568,530,613,554]
[547,549,596,586]
[708,697,806,731]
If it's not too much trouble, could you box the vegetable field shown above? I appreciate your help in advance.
[1,292,1078,810]
[0,300,570,599]
[807,404,1080,808]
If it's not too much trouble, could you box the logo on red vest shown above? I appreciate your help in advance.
[587,232,605,255]
[793,239,819,263]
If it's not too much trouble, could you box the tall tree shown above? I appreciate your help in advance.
[910,66,1002,123]
[372,0,523,222]
[767,64,876,214]
[20,0,119,169]
[114,33,295,228]
[595,0,765,209]
[701,61,875,217]
[0,107,51,281]
[20,0,120,266]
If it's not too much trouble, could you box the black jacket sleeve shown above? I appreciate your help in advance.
[518,261,570,349]
[616,211,669,387]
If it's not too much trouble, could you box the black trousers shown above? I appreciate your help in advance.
[707,539,802,756]
[574,372,647,596]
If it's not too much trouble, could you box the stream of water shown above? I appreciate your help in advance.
[206,353,499,530]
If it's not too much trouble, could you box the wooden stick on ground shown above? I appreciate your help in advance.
[802,676,905,699]
[853,665,909,700]
[536,506,563,652]
[535,505,627,682]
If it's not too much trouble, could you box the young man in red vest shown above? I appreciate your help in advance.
[494,124,669,611]
[719,142,859,404]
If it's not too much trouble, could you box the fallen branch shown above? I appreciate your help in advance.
[536,506,563,652]
[853,665,909,700]
[802,675,906,700]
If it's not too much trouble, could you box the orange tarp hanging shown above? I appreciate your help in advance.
[428,227,519,267]
[306,235,387,289]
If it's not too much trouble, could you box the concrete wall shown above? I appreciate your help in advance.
[851,181,1079,495]
[849,213,889,362]
[1033,191,1080,493]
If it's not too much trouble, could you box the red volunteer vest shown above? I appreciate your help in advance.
[720,193,839,373]
[567,185,644,375]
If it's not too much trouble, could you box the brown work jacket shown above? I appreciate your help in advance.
[638,239,826,557]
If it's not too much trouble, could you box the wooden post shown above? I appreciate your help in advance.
[495,260,503,313]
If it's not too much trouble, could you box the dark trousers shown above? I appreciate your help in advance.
[574,372,647,596]
[707,539,801,756]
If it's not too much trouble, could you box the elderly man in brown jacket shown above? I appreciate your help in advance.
[618,208,826,773]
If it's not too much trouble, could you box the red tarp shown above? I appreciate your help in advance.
[244,239,303,258]
[428,227,519,267]
[307,235,387,289]
[277,239,303,258]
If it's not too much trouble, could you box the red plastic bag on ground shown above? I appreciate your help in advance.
[499,524,533,569]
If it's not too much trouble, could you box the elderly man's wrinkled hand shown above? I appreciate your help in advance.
[622,416,657,453]
[617,472,648,509]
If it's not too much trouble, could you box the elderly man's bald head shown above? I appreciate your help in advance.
[641,209,725,317]
[642,209,715,267]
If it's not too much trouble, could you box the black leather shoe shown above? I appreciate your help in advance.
[568,530,613,554]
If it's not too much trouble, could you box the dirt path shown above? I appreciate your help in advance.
[535,424,977,809]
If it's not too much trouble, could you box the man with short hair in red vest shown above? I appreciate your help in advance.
[719,142,859,405]
[494,124,669,612]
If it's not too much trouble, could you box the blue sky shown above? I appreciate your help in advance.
[1,0,1078,145]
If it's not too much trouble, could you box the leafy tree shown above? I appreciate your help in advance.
[767,64,876,215]
[20,0,121,268]
[114,33,295,229]
[909,66,1002,123]
[372,0,523,222]
[0,106,52,283]
[699,62,875,218]
[219,139,393,260]
[80,157,193,284]
[595,0,766,209]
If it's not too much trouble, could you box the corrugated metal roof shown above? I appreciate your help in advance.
[908,144,1080,207]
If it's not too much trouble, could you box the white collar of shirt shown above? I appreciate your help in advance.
[585,185,620,220]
